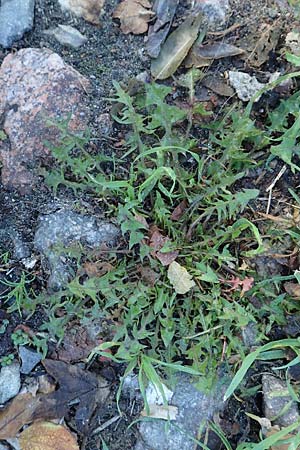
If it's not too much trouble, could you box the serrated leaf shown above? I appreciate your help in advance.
[151,14,202,80]
[167,261,195,294]
[19,421,79,450]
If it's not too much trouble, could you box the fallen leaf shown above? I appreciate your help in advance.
[194,42,244,59]
[222,276,254,296]
[80,261,113,278]
[149,226,178,266]
[52,324,101,363]
[58,0,105,24]
[0,393,40,439]
[134,213,149,229]
[19,421,79,450]
[141,404,178,420]
[35,360,110,434]
[138,265,160,286]
[167,261,195,294]
[170,199,188,221]
[202,75,235,97]
[146,0,179,58]
[113,0,154,34]
[267,426,296,450]
[247,22,281,67]
[151,14,202,79]
[284,282,300,299]
[0,360,110,438]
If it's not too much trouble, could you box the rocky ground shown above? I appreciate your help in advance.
[1,0,300,449]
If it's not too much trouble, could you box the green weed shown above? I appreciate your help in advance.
[6,73,300,448]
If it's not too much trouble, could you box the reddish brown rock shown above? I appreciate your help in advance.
[0,48,90,193]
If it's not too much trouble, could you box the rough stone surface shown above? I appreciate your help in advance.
[0,443,10,450]
[194,0,230,30]
[228,71,265,102]
[19,346,42,374]
[44,24,88,48]
[262,375,300,427]
[34,209,120,291]
[134,374,227,450]
[0,0,35,48]
[0,362,21,404]
[0,48,90,193]
[58,0,104,24]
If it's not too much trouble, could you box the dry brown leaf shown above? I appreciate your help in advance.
[167,261,195,294]
[19,421,79,450]
[284,282,300,299]
[0,393,40,439]
[151,14,202,79]
[52,323,101,363]
[170,200,188,221]
[141,404,178,420]
[139,265,160,286]
[247,22,281,67]
[202,75,235,97]
[266,426,296,450]
[113,0,154,34]
[195,43,245,60]
[0,360,110,439]
[80,261,113,278]
[149,226,178,266]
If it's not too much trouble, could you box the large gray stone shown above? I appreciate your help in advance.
[34,210,119,291]
[135,374,227,450]
[0,362,21,404]
[0,0,35,48]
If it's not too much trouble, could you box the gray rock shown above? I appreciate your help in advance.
[34,210,119,290]
[0,362,21,404]
[193,0,230,30]
[44,25,88,49]
[0,0,35,48]
[19,346,42,374]
[0,443,10,450]
[263,374,300,427]
[135,374,227,450]
[122,373,143,402]
[228,71,265,102]
[242,322,259,348]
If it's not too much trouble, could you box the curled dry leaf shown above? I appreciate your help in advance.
[167,261,195,294]
[113,0,154,35]
[202,75,235,97]
[247,22,281,67]
[195,42,244,59]
[0,393,40,439]
[146,0,179,58]
[284,282,300,299]
[141,404,178,420]
[170,199,188,221]
[185,42,244,68]
[0,359,110,439]
[19,421,79,450]
[149,226,178,266]
[151,14,202,79]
